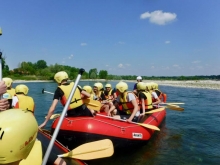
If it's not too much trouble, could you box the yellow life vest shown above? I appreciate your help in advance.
[15,95,35,113]
[139,91,153,110]
[7,88,16,96]
[119,91,138,114]
[58,82,83,110]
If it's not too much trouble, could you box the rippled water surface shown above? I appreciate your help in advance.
[15,81,220,165]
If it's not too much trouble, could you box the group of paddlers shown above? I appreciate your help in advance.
[81,76,167,123]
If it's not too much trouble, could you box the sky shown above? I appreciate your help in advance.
[0,0,220,76]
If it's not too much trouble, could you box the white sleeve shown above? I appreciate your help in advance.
[12,96,19,107]
[152,92,158,99]
[127,93,136,102]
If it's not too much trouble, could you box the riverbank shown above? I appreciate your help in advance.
[13,79,220,90]
[142,80,220,90]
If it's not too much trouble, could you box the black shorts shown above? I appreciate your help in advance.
[118,110,138,122]
[67,104,93,117]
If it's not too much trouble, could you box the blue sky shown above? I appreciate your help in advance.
[0,0,220,76]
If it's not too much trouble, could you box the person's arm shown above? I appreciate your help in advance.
[39,99,59,129]
[152,92,161,105]
[0,81,7,95]
[127,94,139,122]
[81,90,90,98]
[140,98,145,116]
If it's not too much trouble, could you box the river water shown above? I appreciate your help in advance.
[14,81,220,165]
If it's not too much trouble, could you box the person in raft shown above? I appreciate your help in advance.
[108,81,140,122]
[103,83,117,101]
[151,82,167,103]
[146,83,161,106]
[133,76,142,95]
[136,82,153,118]
[3,77,16,108]
[0,109,67,165]
[12,84,35,113]
[0,80,10,111]
[39,71,93,129]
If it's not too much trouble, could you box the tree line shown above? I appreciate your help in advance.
[2,57,220,81]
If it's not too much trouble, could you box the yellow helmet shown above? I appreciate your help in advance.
[54,71,68,83]
[154,83,158,89]
[15,84,29,95]
[83,85,92,94]
[137,82,146,91]
[94,82,103,91]
[0,109,38,164]
[3,77,13,87]
[145,83,152,90]
[116,81,128,93]
[105,83,112,88]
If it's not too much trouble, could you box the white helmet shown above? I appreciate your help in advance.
[136,76,142,80]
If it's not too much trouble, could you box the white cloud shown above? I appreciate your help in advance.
[118,63,124,68]
[151,66,155,69]
[68,54,74,59]
[140,10,177,25]
[192,60,201,64]
[173,64,179,67]
[165,40,170,44]
[80,43,87,46]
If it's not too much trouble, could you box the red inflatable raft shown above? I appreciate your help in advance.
[51,108,166,150]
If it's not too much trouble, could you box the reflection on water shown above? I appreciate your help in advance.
[13,81,220,165]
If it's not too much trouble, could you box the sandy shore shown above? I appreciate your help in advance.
[142,80,220,90]
[13,79,220,90]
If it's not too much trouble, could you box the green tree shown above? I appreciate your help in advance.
[99,70,108,79]
[89,68,98,79]
[35,60,47,69]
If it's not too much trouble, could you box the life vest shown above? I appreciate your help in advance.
[103,89,114,101]
[14,95,35,113]
[119,91,139,114]
[7,88,16,96]
[155,89,167,103]
[58,82,83,110]
[138,91,153,110]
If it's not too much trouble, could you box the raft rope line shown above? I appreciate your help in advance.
[41,130,71,152]
[62,116,153,129]
[146,110,162,124]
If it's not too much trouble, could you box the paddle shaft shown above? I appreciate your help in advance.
[42,68,85,165]
[0,52,2,99]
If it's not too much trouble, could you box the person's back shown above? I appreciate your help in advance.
[12,84,35,113]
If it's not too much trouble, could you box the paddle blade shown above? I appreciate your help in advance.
[48,114,60,119]
[83,98,101,111]
[58,139,114,160]
[145,108,165,114]
[166,104,184,111]
[161,102,185,105]
[138,123,160,131]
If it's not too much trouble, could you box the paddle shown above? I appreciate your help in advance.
[42,69,85,165]
[145,107,165,114]
[160,102,185,105]
[58,139,114,160]
[96,114,160,131]
[0,52,2,99]
[42,89,101,111]
[165,104,184,111]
